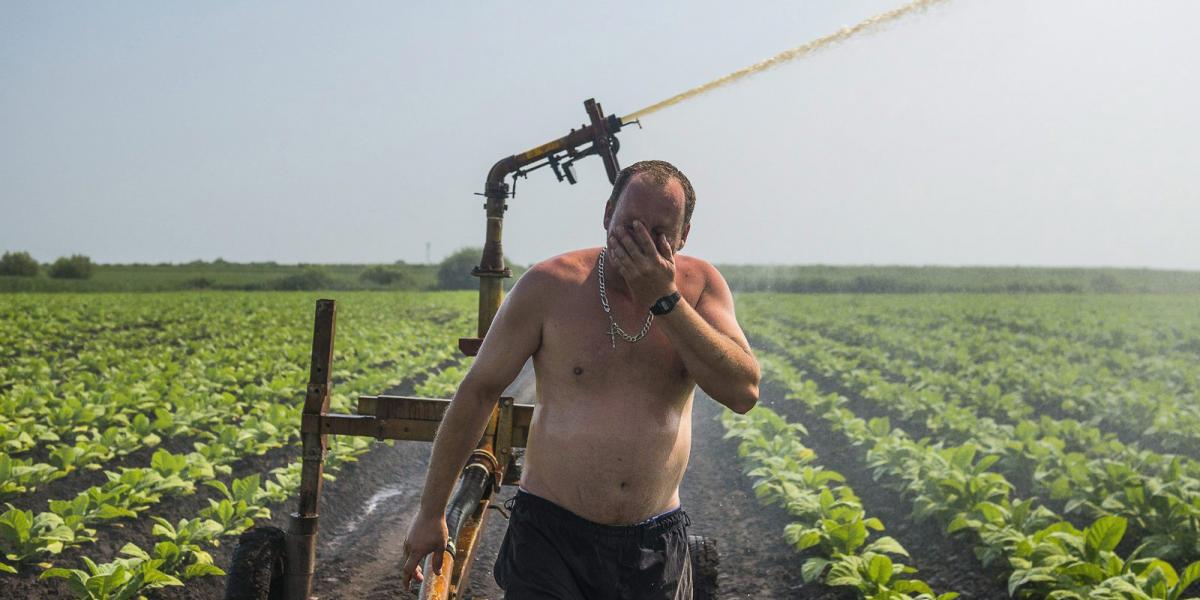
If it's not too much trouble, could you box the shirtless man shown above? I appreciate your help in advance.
[401,160,760,599]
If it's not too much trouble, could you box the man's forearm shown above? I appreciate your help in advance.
[656,299,759,412]
[416,385,497,519]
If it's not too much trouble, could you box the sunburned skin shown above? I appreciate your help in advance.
[518,247,708,525]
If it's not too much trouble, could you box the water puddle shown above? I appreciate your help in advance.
[328,483,412,552]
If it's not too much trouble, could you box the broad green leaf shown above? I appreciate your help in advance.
[1173,561,1200,600]
[1084,515,1127,555]
[865,536,908,557]
[866,554,894,586]
[801,557,830,583]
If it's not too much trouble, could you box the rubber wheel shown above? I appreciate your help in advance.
[224,526,286,600]
[688,534,719,600]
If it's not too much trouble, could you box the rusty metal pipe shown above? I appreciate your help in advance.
[417,550,455,600]
[417,454,496,600]
[474,99,624,336]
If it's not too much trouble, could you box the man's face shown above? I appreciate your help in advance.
[603,175,690,256]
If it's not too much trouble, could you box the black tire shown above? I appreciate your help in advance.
[688,534,719,600]
[224,526,287,600]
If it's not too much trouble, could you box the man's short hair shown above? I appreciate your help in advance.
[606,160,696,226]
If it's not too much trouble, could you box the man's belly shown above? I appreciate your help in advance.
[518,392,693,525]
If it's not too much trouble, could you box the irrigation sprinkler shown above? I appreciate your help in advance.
[468,98,628,340]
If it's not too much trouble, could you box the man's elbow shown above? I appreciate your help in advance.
[732,358,762,414]
[728,382,759,414]
[725,353,761,414]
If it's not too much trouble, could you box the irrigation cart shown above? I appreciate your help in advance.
[224,99,718,600]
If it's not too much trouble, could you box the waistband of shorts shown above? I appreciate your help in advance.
[506,488,690,536]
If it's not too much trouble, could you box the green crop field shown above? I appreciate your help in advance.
[3,290,1199,599]
[1,292,478,598]
[730,293,1200,599]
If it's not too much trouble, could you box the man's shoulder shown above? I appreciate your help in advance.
[522,248,598,287]
[674,255,730,307]
[675,254,723,287]
[506,249,595,307]
[675,254,717,276]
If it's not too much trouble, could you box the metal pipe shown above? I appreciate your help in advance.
[418,463,493,599]
[473,99,624,337]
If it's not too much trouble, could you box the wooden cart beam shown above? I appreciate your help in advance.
[298,398,533,448]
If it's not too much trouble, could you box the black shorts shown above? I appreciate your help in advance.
[493,489,693,600]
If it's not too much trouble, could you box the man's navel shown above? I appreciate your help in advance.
[573,366,583,376]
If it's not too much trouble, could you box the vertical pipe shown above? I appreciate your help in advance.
[475,184,512,337]
[286,299,336,600]
[477,277,503,338]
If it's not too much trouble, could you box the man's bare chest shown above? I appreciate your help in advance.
[536,296,688,391]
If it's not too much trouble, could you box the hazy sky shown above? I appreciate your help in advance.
[3,1,1198,269]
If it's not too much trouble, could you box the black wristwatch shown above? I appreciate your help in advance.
[650,291,682,315]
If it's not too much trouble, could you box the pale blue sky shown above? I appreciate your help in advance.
[2,1,1198,269]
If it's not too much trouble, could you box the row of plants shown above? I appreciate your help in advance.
[763,352,1200,599]
[751,295,1200,454]
[748,315,1200,564]
[789,296,1198,392]
[24,356,476,599]
[1,292,478,596]
[746,305,1200,485]
[782,315,1200,490]
[0,295,322,500]
[722,404,958,599]
[0,293,469,500]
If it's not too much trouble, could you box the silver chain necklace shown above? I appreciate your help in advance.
[597,248,654,348]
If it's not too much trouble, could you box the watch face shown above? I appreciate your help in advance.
[652,292,679,315]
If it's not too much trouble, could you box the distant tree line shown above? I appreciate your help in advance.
[0,251,95,279]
